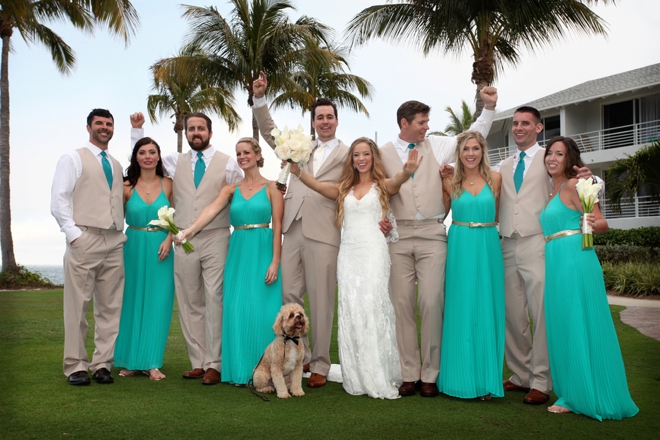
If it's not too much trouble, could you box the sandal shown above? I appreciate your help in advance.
[142,368,166,381]
[119,369,138,377]
[478,394,492,401]
[548,404,572,413]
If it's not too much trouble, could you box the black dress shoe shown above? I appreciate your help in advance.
[92,368,114,384]
[68,370,91,386]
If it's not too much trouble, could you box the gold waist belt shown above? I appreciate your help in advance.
[545,229,581,242]
[452,221,498,228]
[129,226,163,232]
[233,223,270,230]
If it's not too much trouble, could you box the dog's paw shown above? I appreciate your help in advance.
[277,391,291,399]
[257,386,275,394]
[291,389,305,397]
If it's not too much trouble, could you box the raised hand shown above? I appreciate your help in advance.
[130,112,145,129]
[574,165,593,179]
[403,148,423,177]
[480,86,498,108]
[440,164,454,179]
[253,70,268,97]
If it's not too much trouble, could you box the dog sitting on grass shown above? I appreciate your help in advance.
[253,303,309,398]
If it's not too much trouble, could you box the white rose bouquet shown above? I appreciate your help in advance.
[575,178,603,249]
[272,125,312,189]
[149,206,194,253]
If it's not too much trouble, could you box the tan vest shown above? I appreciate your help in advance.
[380,141,444,220]
[173,151,230,230]
[499,151,553,237]
[72,148,124,230]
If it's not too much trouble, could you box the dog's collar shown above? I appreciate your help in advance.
[283,332,300,345]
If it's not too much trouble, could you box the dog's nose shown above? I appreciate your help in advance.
[296,314,302,322]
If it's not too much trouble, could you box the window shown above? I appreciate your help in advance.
[536,115,560,145]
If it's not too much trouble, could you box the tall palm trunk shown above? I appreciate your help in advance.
[0,30,17,272]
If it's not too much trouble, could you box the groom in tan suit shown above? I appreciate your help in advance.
[252,72,348,388]
[51,109,127,386]
[380,88,498,397]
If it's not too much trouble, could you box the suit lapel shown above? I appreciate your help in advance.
[316,141,342,178]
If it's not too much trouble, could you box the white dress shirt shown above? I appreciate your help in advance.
[50,142,117,243]
[313,138,340,175]
[131,128,243,184]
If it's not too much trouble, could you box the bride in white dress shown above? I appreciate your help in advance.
[290,137,421,399]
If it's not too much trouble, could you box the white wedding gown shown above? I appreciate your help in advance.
[336,184,402,399]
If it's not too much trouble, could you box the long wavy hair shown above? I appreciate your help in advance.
[544,136,584,178]
[449,131,496,199]
[124,137,164,188]
[335,137,390,228]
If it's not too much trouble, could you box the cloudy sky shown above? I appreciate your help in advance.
[7,0,660,265]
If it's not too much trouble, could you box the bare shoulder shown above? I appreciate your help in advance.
[267,180,283,198]
[123,180,132,187]
[162,177,173,196]
[565,178,579,191]
[490,171,502,184]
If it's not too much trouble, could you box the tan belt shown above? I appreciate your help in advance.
[452,221,498,228]
[233,223,270,230]
[545,229,581,242]
[129,226,164,232]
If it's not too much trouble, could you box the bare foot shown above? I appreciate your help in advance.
[119,369,138,377]
[548,404,572,413]
[143,368,166,381]
[478,394,492,401]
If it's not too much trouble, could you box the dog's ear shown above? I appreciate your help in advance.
[303,315,310,334]
[273,310,284,336]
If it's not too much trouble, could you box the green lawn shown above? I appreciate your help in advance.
[0,290,658,439]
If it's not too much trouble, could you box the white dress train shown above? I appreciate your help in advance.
[336,184,402,399]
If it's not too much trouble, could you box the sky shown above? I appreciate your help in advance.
[6,0,660,265]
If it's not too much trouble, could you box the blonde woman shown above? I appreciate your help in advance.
[290,137,421,399]
[437,131,505,401]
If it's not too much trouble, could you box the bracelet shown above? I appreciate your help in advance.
[297,169,303,179]
[484,104,496,110]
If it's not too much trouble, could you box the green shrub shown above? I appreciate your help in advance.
[594,226,660,247]
[595,245,660,263]
[601,261,660,297]
[0,265,59,290]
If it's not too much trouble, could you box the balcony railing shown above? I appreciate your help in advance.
[488,118,660,164]
[603,194,660,219]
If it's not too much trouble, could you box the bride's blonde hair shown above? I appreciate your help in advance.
[449,131,496,199]
[335,137,390,228]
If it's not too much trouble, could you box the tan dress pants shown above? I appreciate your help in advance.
[502,233,551,394]
[174,227,229,371]
[62,227,127,376]
[281,219,338,377]
[389,220,447,384]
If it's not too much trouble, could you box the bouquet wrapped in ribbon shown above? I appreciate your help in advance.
[272,125,313,190]
[575,178,603,249]
[149,206,194,253]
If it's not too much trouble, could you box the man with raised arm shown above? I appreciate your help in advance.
[131,111,243,385]
[51,109,127,386]
[380,88,498,397]
[251,71,350,388]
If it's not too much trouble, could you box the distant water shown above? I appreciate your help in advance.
[26,265,64,285]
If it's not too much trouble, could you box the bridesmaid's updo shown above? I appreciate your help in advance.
[237,137,264,167]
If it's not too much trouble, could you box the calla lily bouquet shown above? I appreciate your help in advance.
[575,178,603,249]
[272,125,312,190]
[149,206,194,253]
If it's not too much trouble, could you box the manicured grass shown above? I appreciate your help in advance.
[0,290,658,439]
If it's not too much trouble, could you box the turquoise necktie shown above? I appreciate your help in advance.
[100,151,113,189]
[514,151,526,193]
[194,152,206,188]
[407,143,415,178]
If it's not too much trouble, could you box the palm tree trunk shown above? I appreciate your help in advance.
[176,130,182,153]
[0,32,17,272]
[252,113,259,140]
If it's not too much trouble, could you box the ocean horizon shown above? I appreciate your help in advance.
[26,265,64,285]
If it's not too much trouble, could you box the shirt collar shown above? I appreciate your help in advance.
[517,142,542,159]
[318,138,339,149]
[395,136,416,152]
[86,142,106,156]
[190,145,216,159]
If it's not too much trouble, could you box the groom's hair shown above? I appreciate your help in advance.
[311,98,338,119]
[86,108,114,126]
[184,112,213,132]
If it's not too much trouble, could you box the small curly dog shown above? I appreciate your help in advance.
[252,303,309,398]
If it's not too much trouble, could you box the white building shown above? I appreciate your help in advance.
[487,63,660,229]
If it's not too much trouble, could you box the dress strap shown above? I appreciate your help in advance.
[159,177,164,191]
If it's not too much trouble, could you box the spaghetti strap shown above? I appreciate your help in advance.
[159,177,164,191]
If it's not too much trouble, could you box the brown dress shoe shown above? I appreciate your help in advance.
[307,373,327,388]
[503,380,530,393]
[524,388,549,405]
[420,382,439,397]
[398,381,416,396]
[183,368,205,379]
[303,363,310,373]
[202,368,220,385]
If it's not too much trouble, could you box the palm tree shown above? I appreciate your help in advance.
[428,100,475,137]
[346,0,614,115]
[148,49,241,153]
[270,42,374,138]
[0,0,139,272]
[604,140,660,214]
[153,0,338,139]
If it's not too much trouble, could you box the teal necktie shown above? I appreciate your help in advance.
[407,143,415,178]
[514,151,526,193]
[194,152,206,188]
[100,151,113,189]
